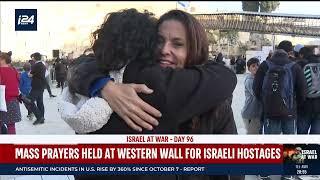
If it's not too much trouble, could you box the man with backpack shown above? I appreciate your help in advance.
[253,40,306,135]
[296,47,320,134]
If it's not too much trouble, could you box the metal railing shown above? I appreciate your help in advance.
[193,11,320,37]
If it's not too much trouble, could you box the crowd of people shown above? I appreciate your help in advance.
[0,51,69,134]
[210,53,247,74]
[241,41,320,136]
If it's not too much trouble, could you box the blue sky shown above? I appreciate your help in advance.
[194,1,320,15]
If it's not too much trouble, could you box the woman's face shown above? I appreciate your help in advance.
[0,57,5,65]
[157,20,187,69]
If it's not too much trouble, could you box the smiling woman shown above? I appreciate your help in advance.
[158,20,188,68]
[60,8,239,180]
[157,10,208,68]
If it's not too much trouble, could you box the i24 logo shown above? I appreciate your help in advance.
[15,9,37,31]
[18,15,35,25]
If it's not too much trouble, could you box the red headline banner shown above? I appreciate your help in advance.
[0,144,283,164]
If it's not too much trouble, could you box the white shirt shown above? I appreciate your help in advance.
[41,61,49,77]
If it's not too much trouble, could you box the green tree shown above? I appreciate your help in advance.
[206,29,219,53]
[242,1,280,49]
[238,42,249,55]
[260,1,280,12]
[220,30,239,45]
[242,1,259,12]
[206,29,219,45]
[241,1,280,12]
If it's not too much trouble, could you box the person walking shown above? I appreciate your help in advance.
[43,61,56,98]
[28,52,46,125]
[0,52,21,134]
[19,62,33,120]
[54,58,67,91]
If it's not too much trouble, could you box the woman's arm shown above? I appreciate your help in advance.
[59,87,113,134]
[67,57,236,131]
[99,61,237,132]
[65,56,161,132]
[138,61,237,123]
[101,81,160,131]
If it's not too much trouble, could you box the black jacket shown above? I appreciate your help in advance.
[69,56,237,134]
[296,56,320,115]
[235,59,245,74]
[178,97,237,134]
[30,61,46,90]
[69,56,242,180]
[55,61,68,80]
[253,50,307,119]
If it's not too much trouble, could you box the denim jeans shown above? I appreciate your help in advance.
[263,118,296,134]
[243,118,261,134]
[297,114,320,134]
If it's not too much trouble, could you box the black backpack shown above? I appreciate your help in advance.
[262,61,295,119]
[303,62,320,98]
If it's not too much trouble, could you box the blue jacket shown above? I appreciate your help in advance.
[19,71,32,95]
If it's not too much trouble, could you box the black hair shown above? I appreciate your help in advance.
[92,8,158,73]
[216,53,223,62]
[23,62,31,71]
[31,52,42,61]
[277,40,293,53]
[299,47,313,59]
[247,57,259,68]
[230,56,236,65]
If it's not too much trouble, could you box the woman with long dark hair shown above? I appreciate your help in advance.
[60,9,240,180]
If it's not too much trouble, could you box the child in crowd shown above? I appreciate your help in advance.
[241,58,262,134]
[19,62,33,120]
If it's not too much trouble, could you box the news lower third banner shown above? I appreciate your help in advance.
[0,135,319,175]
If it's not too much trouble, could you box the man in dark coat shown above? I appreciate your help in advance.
[253,41,306,135]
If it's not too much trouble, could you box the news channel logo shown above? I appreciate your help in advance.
[15,9,37,31]
[284,145,318,164]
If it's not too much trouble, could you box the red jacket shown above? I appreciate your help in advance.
[0,66,20,101]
